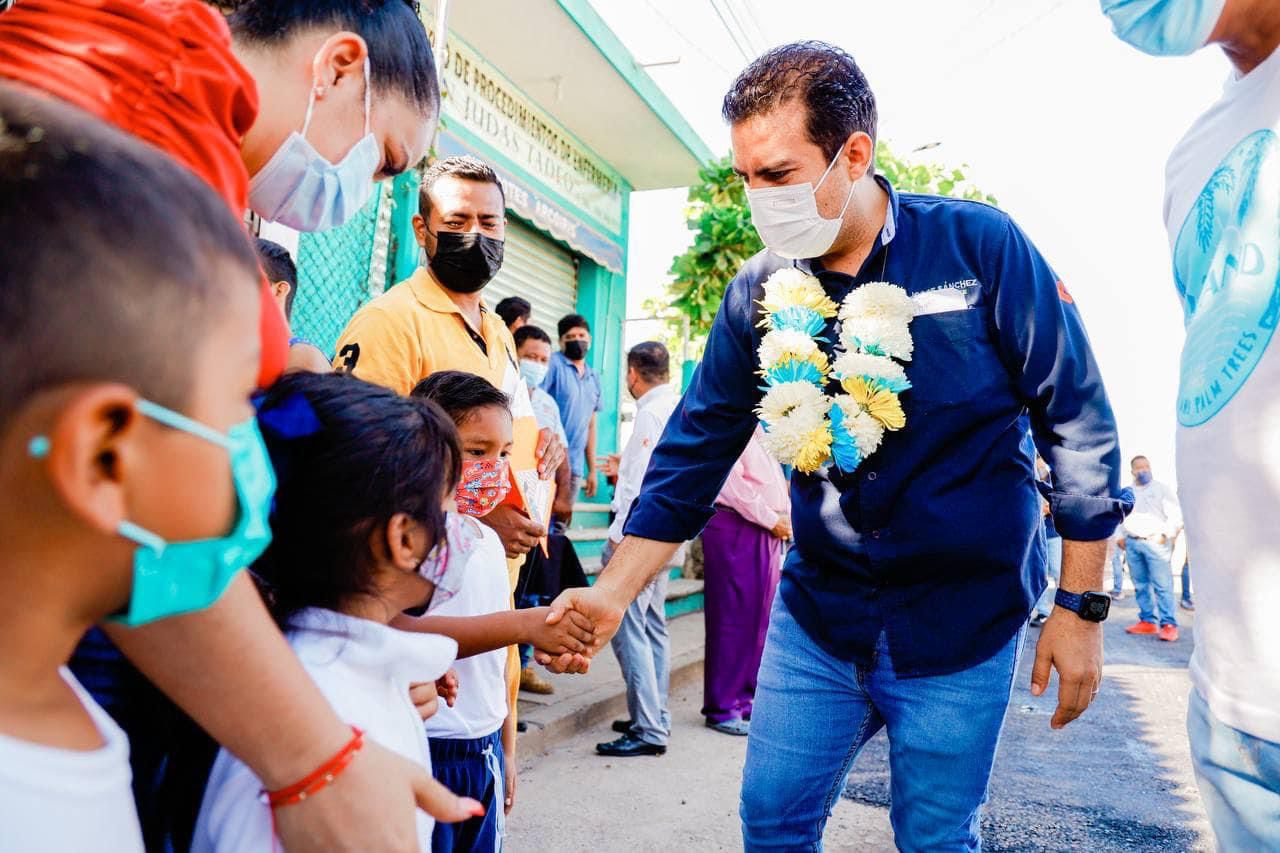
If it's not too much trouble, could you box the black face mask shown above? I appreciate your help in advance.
[428,231,504,293]
[563,339,587,361]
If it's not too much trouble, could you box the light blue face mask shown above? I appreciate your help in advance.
[29,399,276,626]
[1100,0,1225,56]
[519,358,549,387]
[247,55,380,232]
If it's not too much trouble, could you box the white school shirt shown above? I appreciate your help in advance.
[0,668,144,853]
[1121,480,1182,540]
[192,610,457,853]
[608,383,679,544]
[424,517,511,740]
[1163,43,1280,743]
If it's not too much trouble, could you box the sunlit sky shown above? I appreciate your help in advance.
[593,0,1231,485]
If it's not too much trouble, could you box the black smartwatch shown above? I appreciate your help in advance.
[1054,589,1111,622]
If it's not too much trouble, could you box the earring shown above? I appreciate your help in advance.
[28,435,50,459]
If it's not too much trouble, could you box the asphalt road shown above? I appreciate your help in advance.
[508,594,1213,851]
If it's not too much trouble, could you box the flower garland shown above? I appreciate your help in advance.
[754,268,916,474]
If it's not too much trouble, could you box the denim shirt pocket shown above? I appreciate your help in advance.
[903,307,1006,412]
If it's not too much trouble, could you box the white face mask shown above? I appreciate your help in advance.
[746,144,856,260]
[248,55,380,232]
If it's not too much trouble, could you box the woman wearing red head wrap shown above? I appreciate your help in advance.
[0,3,461,850]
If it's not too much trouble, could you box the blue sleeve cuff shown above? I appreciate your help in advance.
[1049,491,1133,541]
[622,492,717,543]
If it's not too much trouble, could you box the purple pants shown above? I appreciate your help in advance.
[701,508,782,724]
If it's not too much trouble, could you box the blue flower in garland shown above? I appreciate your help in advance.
[770,305,828,338]
[762,359,827,388]
[828,401,864,473]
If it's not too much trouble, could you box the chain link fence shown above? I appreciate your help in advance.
[290,181,397,357]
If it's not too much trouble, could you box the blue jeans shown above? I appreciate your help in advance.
[1033,535,1064,617]
[1188,689,1280,850]
[610,570,671,746]
[1181,561,1194,605]
[1111,547,1125,595]
[1126,538,1178,627]
[740,595,1024,851]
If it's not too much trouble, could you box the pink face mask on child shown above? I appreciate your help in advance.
[454,458,511,517]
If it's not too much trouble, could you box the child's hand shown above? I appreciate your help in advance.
[409,681,439,721]
[504,760,517,815]
[525,606,595,656]
[436,669,460,708]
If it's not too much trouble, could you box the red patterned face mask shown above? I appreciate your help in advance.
[454,458,511,517]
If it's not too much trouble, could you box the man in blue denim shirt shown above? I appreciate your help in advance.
[545,42,1130,850]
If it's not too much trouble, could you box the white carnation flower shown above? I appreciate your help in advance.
[839,281,916,324]
[758,329,820,369]
[831,351,907,386]
[840,316,915,361]
[756,380,828,428]
[833,394,885,456]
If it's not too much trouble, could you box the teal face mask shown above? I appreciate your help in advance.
[1100,0,1225,56]
[30,398,276,626]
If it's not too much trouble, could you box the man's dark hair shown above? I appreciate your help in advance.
[255,238,299,320]
[1131,455,1149,467]
[514,325,552,349]
[411,370,510,427]
[558,313,590,338]
[722,40,878,167]
[495,296,531,329]
[627,341,670,385]
[0,83,259,430]
[419,155,506,219]
[253,371,462,630]
[229,1,439,117]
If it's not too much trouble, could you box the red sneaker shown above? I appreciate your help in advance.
[1126,621,1158,635]
[1158,624,1180,642]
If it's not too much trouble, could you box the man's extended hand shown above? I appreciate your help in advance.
[583,468,599,499]
[273,740,483,851]
[481,505,545,558]
[538,585,625,663]
[1030,608,1103,730]
[535,427,565,479]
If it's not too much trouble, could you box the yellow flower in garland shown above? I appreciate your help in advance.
[791,425,835,473]
[844,376,906,431]
[758,268,838,318]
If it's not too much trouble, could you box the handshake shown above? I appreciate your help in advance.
[529,584,626,674]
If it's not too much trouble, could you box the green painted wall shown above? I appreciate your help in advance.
[576,258,628,492]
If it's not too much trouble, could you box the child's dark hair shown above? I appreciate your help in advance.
[0,83,259,431]
[229,0,439,117]
[255,238,299,319]
[411,371,510,427]
[253,372,462,629]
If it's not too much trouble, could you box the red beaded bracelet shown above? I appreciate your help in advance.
[266,726,365,809]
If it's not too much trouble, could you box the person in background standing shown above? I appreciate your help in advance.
[254,238,332,374]
[596,343,678,758]
[700,426,790,737]
[1121,456,1182,642]
[1030,456,1064,628]
[496,296,531,334]
[544,314,603,501]
[1103,1,1280,845]
[1109,530,1126,600]
[513,324,578,696]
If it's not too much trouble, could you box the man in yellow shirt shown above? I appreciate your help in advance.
[335,156,563,557]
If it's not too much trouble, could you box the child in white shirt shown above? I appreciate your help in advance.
[410,370,523,852]
[192,373,483,852]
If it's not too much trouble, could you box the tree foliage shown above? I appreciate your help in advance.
[651,141,998,351]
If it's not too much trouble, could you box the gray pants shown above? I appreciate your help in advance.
[607,544,671,746]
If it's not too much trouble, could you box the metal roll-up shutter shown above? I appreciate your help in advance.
[486,217,579,332]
